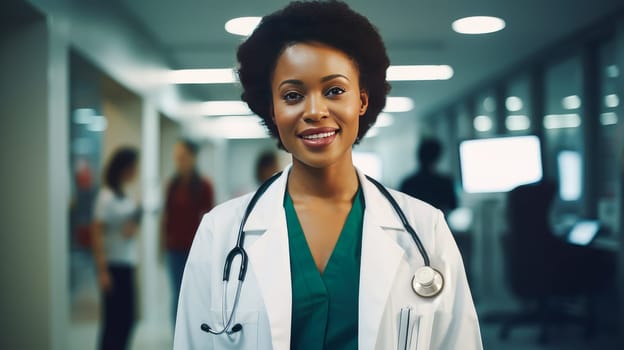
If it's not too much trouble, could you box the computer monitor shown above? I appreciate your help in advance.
[567,220,601,246]
[459,135,543,193]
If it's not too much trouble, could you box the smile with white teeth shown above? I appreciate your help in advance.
[301,131,336,140]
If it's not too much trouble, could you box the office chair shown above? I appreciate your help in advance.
[498,180,614,344]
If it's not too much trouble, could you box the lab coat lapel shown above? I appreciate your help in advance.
[241,168,406,349]
[244,170,292,350]
[358,172,405,349]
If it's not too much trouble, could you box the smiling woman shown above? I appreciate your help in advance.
[173,1,482,349]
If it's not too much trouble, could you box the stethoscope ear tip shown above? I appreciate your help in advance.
[200,323,211,333]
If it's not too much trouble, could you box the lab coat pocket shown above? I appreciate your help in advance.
[397,307,433,350]
[414,312,433,350]
[209,310,259,349]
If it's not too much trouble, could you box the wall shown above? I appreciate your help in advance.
[360,117,420,189]
[159,113,180,190]
[0,16,69,349]
[224,139,283,198]
[101,77,143,197]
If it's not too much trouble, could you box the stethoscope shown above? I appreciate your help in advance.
[201,172,445,336]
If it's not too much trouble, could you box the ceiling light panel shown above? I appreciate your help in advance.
[178,101,252,116]
[225,17,262,36]
[452,16,506,34]
[386,65,453,81]
[166,68,236,84]
[383,97,414,113]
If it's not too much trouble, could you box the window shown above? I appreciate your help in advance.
[543,56,584,191]
[505,76,532,135]
[596,39,621,232]
[473,91,497,137]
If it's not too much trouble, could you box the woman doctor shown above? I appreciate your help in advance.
[174,1,482,349]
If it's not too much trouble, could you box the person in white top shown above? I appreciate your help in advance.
[91,147,140,350]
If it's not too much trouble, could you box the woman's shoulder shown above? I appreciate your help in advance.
[388,187,441,218]
[190,192,255,252]
[200,192,255,226]
[95,187,115,203]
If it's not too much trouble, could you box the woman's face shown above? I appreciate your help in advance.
[271,42,368,169]
[123,163,138,183]
[174,143,196,176]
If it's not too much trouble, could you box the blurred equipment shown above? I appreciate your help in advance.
[459,135,543,193]
[497,180,615,344]
[566,220,601,246]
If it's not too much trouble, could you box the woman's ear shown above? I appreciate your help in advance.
[359,90,369,116]
[270,102,276,123]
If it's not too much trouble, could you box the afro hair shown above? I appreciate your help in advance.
[236,0,391,148]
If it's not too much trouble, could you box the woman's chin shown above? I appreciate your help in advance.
[291,150,353,170]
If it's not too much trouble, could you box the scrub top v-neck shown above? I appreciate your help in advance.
[284,187,365,350]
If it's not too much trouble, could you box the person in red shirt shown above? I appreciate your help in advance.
[162,139,214,325]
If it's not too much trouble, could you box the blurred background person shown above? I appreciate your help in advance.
[91,147,140,350]
[161,139,214,325]
[400,138,458,214]
[255,150,280,184]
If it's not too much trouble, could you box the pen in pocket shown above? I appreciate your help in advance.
[398,306,419,350]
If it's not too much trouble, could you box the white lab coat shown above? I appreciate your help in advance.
[174,168,482,350]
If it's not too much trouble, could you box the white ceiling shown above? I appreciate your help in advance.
[116,0,624,117]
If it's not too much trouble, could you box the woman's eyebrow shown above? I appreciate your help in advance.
[278,74,350,89]
[321,74,349,82]
[278,79,303,88]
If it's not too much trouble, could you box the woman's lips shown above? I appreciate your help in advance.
[298,129,338,148]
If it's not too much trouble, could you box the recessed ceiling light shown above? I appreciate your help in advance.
[166,65,453,84]
[375,113,395,127]
[386,65,453,81]
[383,97,414,113]
[200,116,268,139]
[452,16,506,35]
[178,101,252,117]
[505,115,531,131]
[482,96,496,112]
[473,115,493,132]
[600,112,618,126]
[606,65,619,78]
[505,96,523,112]
[561,95,582,110]
[365,128,380,138]
[73,108,95,124]
[166,68,237,84]
[87,115,108,132]
[225,17,262,36]
[605,94,619,108]
[543,113,581,129]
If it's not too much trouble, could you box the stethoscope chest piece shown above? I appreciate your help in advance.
[412,266,444,298]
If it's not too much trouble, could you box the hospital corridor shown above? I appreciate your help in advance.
[1,0,624,349]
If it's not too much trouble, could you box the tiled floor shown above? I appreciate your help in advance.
[69,321,172,350]
[69,251,173,350]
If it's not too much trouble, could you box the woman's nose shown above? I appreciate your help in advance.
[303,94,329,122]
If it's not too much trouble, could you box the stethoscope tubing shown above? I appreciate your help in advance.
[364,175,431,267]
[203,171,441,335]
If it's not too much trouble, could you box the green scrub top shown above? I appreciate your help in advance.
[284,187,364,350]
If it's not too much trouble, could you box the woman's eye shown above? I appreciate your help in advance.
[283,92,302,102]
[326,87,345,96]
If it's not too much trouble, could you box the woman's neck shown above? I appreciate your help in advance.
[178,170,194,183]
[287,157,359,201]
